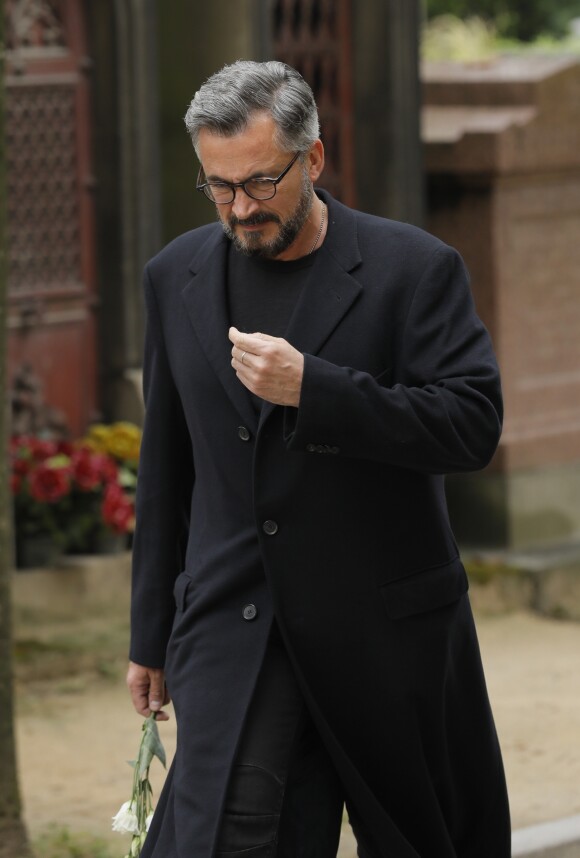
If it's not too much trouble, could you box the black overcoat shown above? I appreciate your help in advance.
[130,191,511,858]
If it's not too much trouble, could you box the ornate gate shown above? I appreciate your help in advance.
[271,0,355,206]
[5,0,97,437]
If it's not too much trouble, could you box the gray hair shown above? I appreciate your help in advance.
[184,60,320,156]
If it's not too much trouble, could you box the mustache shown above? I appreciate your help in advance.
[229,212,281,227]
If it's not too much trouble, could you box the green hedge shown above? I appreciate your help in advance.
[426,1,580,42]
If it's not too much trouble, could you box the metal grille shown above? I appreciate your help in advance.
[6,83,82,291]
[271,0,355,205]
[5,0,66,51]
[5,0,98,436]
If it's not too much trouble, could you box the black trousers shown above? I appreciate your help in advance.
[215,626,377,858]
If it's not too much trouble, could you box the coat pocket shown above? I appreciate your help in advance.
[173,571,192,612]
[378,556,468,620]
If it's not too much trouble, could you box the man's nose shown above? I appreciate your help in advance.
[230,186,261,220]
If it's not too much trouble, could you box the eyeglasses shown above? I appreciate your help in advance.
[196,151,301,205]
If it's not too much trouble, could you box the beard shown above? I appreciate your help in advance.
[219,169,314,259]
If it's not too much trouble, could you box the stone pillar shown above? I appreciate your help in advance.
[88,0,272,423]
[87,0,162,424]
[155,0,268,243]
[352,0,424,225]
[423,56,580,549]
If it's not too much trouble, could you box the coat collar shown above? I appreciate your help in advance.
[180,191,363,429]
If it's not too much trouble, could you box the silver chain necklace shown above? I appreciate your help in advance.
[308,202,326,254]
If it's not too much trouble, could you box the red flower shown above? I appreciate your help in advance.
[71,449,103,491]
[102,483,134,534]
[31,439,59,460]
[95,453,118,484]
[72,447,118,490]
[11,436,59,462]
[10,436,25,455]
[56,440,74,456]
[29,463,71,503]
[13,456,32,477]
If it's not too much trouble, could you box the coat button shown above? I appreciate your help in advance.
[242,603,258,621]
[238,426,251,441]
[263,520,278,536]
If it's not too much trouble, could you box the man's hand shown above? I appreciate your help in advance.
[127,661,171,720]
[228,326,304,407]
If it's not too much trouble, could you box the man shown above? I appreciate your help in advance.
[127,60,511,858]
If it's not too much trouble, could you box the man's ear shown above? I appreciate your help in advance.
[307,139,325,183]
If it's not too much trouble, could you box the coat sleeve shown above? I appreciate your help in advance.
[286,246,503,474]
[129,266,194,669]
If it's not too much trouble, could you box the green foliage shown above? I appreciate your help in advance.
[33,826,115,858]
[463,557,522,586]
[422,15,498,61]
[422,11,580,60]
[426,0,580,42]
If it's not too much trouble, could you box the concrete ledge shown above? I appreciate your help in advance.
[12,543,580,624]
[466,540,580,621]
[512,815,580,857]
[509,543,580,621]
[12,552,132,620]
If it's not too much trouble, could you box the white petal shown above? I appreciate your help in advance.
[112,800,140,834]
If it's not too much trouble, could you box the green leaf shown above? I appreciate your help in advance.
[138,715,166,777]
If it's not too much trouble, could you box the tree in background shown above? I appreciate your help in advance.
[0,0,33,854]
[426,0,580,41]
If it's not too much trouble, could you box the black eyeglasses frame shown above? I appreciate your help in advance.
[196,151,302,204]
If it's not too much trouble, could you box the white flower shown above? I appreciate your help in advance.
[114,712,166,855]
[112,800,140,834]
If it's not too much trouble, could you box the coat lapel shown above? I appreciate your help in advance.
[285,199,362,356]
[180,194,363,431]
[259,192,363,426]
[181,228,259,430]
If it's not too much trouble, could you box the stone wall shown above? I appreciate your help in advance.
[423,56,580,548]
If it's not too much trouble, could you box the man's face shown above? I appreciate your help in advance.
[197,113,323,261]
